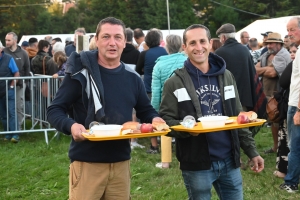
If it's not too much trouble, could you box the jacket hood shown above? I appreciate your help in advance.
[183,53,226,77]
[155,52,186,63]
[4,45,23,54]
[65,50,99,75]
[122,43,136,54]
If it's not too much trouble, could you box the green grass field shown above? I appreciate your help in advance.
[0,127,299,200]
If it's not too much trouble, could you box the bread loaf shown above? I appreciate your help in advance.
[238,111,258,121]
[122,121,140,130]
[152,122,169,131]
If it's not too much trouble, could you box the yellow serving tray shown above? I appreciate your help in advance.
[82,129,171,141]
[171,117,266,134]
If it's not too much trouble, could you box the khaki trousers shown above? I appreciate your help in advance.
[161,136,172,163]
[69,160,131,200]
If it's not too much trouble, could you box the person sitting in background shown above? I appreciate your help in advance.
[52,51,67,78]
[151,34,187,168]
[274,42,299,179]
[210,38,222,53]
[136,28,168,154]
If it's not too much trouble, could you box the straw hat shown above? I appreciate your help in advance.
[265,32,283,43]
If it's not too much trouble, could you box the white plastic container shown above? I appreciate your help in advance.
[198,116,228,128]
[90,125,122,136]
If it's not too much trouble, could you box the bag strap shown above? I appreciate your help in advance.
[42,56,47,75]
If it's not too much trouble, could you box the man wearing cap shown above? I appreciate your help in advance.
[255,32,291,154]
[21,41,29,50]
[260,31,273,56]
[279,16,300,193]
[215,23,265,119]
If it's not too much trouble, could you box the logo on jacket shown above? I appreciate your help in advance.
[201,99,220,114]
[197,84,222,115]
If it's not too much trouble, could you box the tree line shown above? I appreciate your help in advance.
[0,0,299,43]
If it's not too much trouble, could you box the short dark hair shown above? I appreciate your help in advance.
[183,24,211,45]
[37,40,50,51]
[133,28,144,39]
[53,37,62,42]
[145,29,161,48]
[28,37,38,45]
[95,17,126,39]
[290,42,299,48]
[125,28,133,42]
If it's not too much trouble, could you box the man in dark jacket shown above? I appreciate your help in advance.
[159,24,264,200]
[215,24,264,111]
[47,17,165,200]
[121,28,140,69]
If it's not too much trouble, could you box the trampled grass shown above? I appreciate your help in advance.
[1,127,300,200]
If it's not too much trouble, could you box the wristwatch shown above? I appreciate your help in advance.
[297,107,300,112]
[10,86,14,89]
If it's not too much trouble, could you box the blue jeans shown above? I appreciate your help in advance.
[182,157,243,200]
[0,89,17,132]
[284,106,300,185]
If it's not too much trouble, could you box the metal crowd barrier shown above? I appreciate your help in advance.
[0,74,64,144]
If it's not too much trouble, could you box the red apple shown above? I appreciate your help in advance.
[237,114,249,124]
[140,123,153,133]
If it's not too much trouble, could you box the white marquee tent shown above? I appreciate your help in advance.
[235,15,300,44]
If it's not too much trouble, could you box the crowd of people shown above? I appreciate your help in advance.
[0,30,74,142]
[1,15,300,199]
